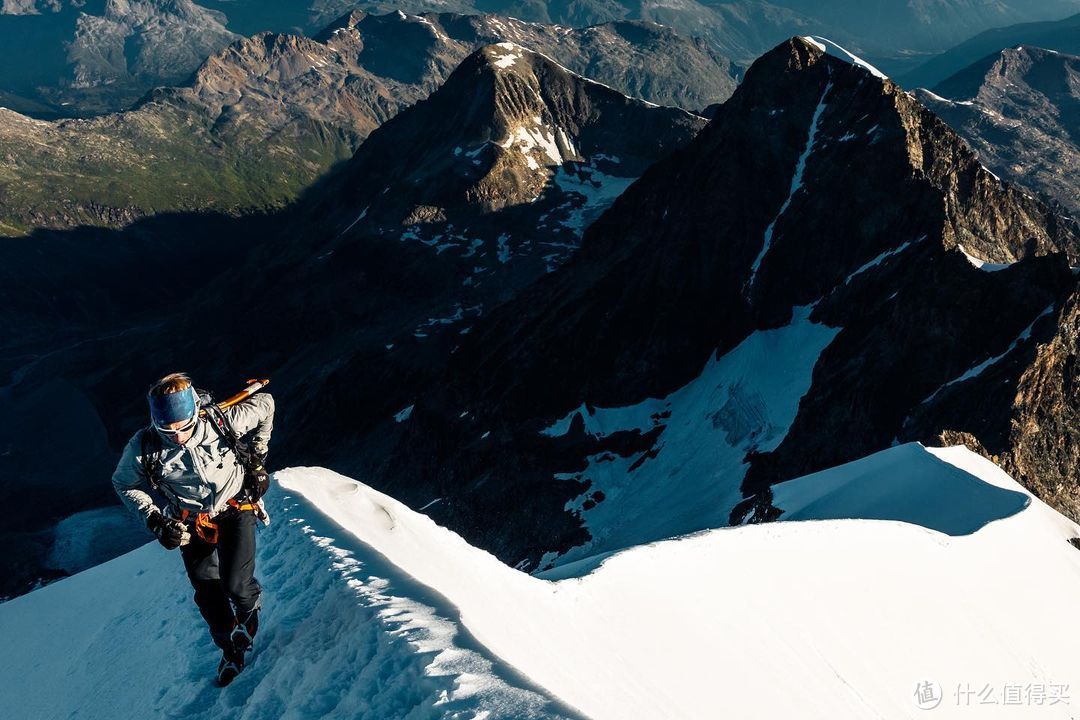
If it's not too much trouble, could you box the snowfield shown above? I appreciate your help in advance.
[2,444,1079,719]
[538,304,840,569]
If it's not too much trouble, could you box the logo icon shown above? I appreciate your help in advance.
[914,680,943,710]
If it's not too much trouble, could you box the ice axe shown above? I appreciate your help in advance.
[201,378,271,416]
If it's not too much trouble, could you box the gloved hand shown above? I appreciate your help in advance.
[244,443,270,500]
[147,510,190,550]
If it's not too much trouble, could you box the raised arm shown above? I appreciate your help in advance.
[225,393,275,455]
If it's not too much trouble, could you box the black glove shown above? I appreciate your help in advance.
[244,453,270,500]
[147,510,190,550]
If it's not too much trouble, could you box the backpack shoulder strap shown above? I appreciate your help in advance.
[139,426,163,491]
[199,392,255,473]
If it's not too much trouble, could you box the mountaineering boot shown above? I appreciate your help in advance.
[230,608,259,655]
[216,646,245,687]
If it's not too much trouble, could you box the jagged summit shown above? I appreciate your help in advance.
[705,36,1073,270]
[323,41,703,224]
[932,44,1067,99]
[352,36,1080,573]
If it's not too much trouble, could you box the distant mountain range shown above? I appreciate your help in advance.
[4,1,1079,115]
[359,1,1080,72]
[902,11,1080,89]
[0,10,733,234]
[918,45,1080,218]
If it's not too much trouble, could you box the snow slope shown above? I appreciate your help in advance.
[0,490,577,720]
[2,444,1079,719]
[537,304,840,569]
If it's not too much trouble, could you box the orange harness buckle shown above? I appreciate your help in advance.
[179,509,220,544]
[179,500,258,544]
[228,498,260,513]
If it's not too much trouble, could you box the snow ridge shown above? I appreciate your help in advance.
[4,448,1080,719]
[0,485,574,719]
[805,36,888,80]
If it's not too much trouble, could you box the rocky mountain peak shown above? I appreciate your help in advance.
[917,44,1080,219]
[313,8,367,41]
[192,31,331,86]
[725,37,1075,273]
[325,41,704,223]
[66,0,237,96]
[932,44,1077,105]
[346,36,1079,571]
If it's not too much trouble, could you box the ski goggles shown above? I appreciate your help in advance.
[154,413,200,436]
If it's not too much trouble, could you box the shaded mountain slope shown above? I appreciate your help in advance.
[0,43,704,598]
[225,40,706,466]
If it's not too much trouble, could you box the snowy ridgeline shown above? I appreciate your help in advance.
[2,443,1080,719]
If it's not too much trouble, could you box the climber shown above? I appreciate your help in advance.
[111,372,274,686]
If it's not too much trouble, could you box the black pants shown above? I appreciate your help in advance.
[180,507,261,651]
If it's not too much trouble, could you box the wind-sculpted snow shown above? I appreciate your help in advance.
[284,453,1080,720]
[4,448,1079,719]
[773,443,1031,533]
[0,487,577,720]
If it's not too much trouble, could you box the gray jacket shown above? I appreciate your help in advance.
[112,393,275,522]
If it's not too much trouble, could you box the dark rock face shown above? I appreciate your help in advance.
[255,41,705,468]
[993,289,1080,521]
[353,37,1079,573]
[899,283,1080,526]
[917,46,1080,218]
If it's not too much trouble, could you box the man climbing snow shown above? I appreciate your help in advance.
[112,372,275,686]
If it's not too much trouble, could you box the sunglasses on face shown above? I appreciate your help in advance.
[155,414,199,436]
